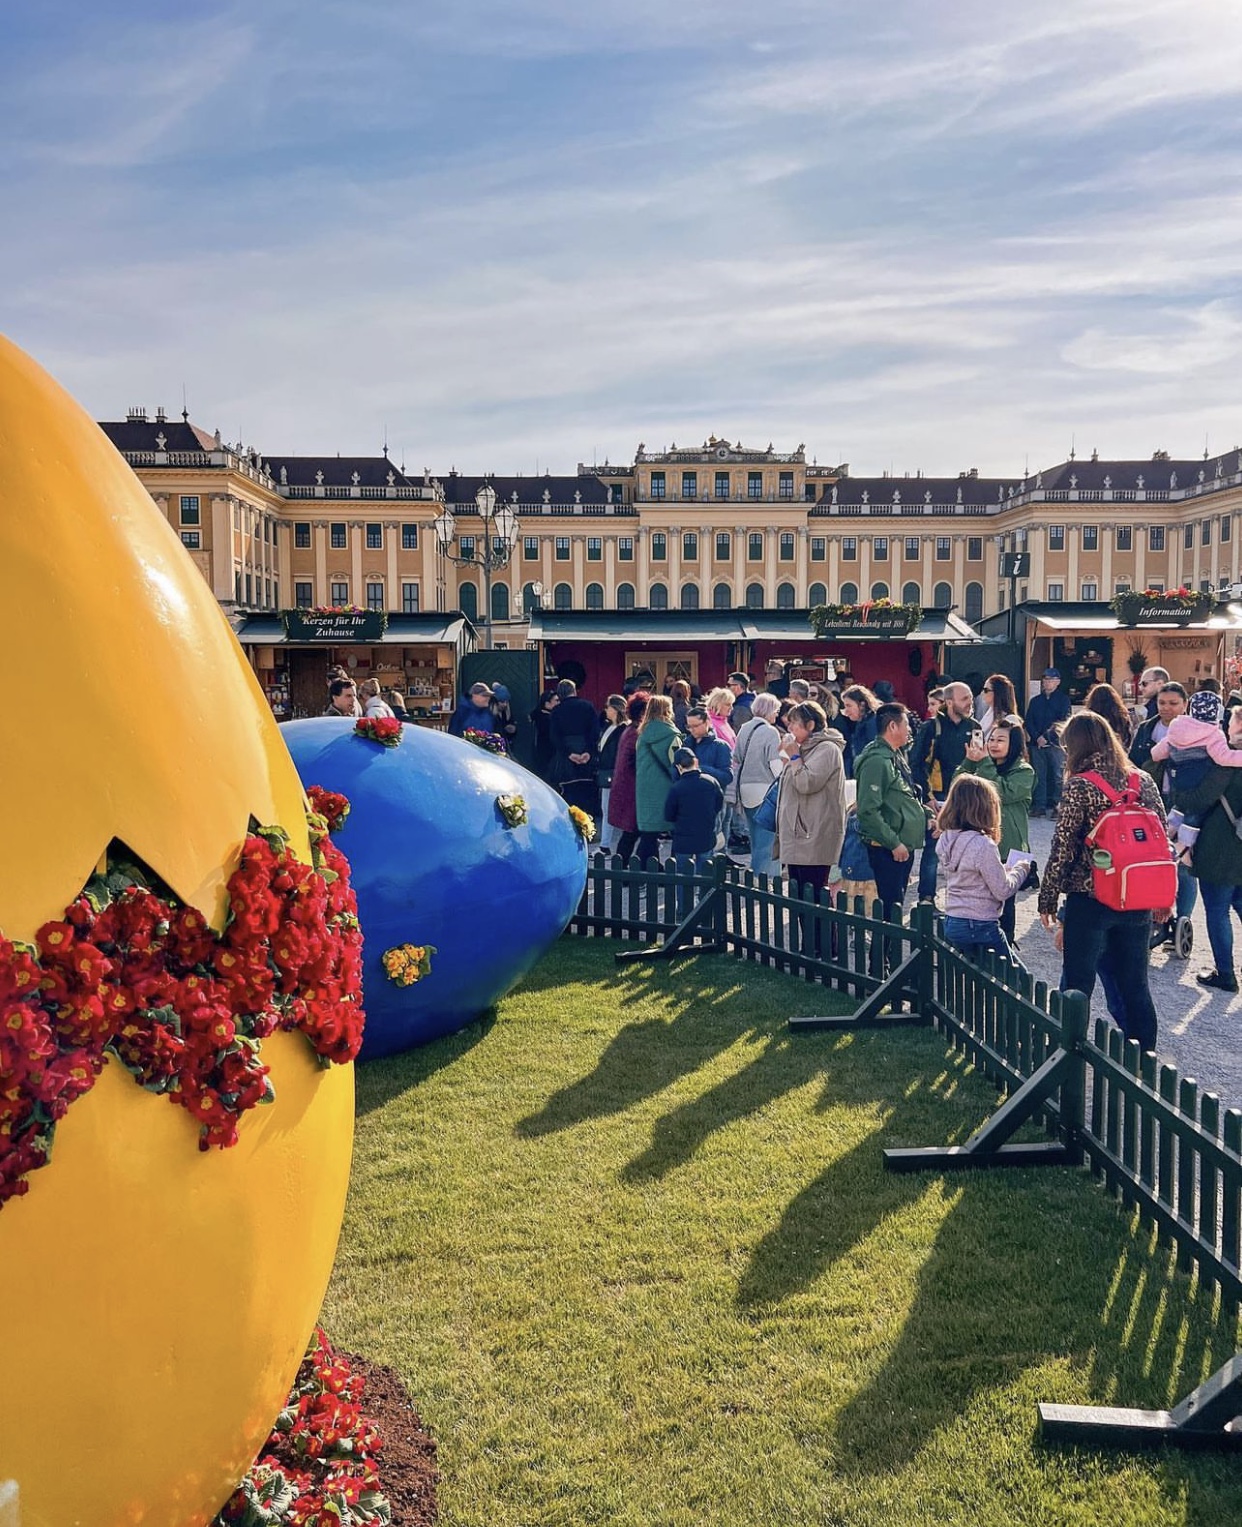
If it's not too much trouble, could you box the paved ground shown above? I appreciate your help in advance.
[1002,815,1242,1109]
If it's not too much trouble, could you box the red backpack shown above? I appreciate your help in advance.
[1079,770,1177,912]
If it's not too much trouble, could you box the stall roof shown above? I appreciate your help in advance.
[740,608,982,644]
[234,614,475,645]
[526,610,748,642]
[526,607,983,644]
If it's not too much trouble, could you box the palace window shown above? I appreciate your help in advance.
[748,471,763,500]
[904,537,921,561]
[1115,525,1133,552]
[842,537,857,561]
[716,532,731,560]
[1081,526,1098,550]
[179,495,200,525]
[1148,525,1165,551]
[715,472,730,500]
[870,581,889,601]
[586,582,604,610]
[810,536,825,562]
[873,536,888,561]
[1184,524,1195,550]
[809,582,827,605]
[366,581,385,611]
[966,537,983,561]
[295,581,313,608]
[713,583,732,608]
[1047,581,1064,602]
[587,537,602,562]
[330,580,348,604]
[964,581,983,622]
[1202,519,1212,546]
[617,582,635,609]
[402,524,419,550]
[554,536,569,561]
[459,536,475,561]
[935,537,951,561]
[402,582,419,613]
[295,522,311,548]
[366,523,382,549]
[776,582,795,609]
[180,531,200,550]
[778,471,794,500]
[745,582,764,608]
[1081,579,1098,600]
[840,582,858,604]
[554,583,572,610]
[902,581,921,604]
[681,583,699,610]
[1222,515,1232,544]
[681,472,697,500]
[330,523,347,549]
[649,582,668,609]
[651,532,667,561]
[683,532,698,560]
[779,532,795,561]
[933,581,952,606]
[618,537,634,561]
[650,471,665,500]
[748,532,764,561]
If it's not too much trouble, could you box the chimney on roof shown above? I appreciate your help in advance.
[959,468,978,479]
[1152,449,1170,461]
[1091,448,1099,462]
[155,407,167,423]
[126,407,147,423]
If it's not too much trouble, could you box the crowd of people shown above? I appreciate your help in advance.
[432,653,1242,1056]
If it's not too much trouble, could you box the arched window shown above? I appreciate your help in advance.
[902,581,921,606]
[713,582,732,609]
[933,581,953,608]
[776,582,796,610]
[617,582,635,610]
[586,582,604,610]
[490,582,510,621]
[840,582,858,604]
[964,581,984,624]
[458,582,478,622]
[649,583,668,610]
[554,582,572,611]
[522,581,542,613]
[870,581,889,601]
[809,582,827,607]
[680,582,700,610]
[745,582,764,609]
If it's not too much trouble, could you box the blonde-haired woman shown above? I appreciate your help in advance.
[705,687,737,749]
[634,695,682,864]
[358,677,395,719]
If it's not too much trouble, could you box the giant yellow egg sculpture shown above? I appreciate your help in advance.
[0,335,357,1526]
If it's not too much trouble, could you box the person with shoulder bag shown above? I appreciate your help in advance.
[733,693,784,878]
[1038,713,1174,1051]
[595,694,629,853]
[855,703,927,920]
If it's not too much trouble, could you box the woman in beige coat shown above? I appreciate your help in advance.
[773,701,847,899]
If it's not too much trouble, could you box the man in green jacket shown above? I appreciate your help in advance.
[855,704,927,919]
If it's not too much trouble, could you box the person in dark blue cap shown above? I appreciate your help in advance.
[1024,668,1072,816]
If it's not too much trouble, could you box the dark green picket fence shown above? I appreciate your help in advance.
[571,852,1242,1448]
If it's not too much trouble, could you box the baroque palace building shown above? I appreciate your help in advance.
[99,411,1242,715]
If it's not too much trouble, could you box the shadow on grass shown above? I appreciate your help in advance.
[514,953,785,1138]
[827,1164,1239,1484]
[355,1011,496,1117]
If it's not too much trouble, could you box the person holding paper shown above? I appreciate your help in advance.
[935,774,1029,968]
[953,718,1035,947]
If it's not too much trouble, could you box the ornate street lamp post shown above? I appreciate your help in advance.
[433,482,519,650]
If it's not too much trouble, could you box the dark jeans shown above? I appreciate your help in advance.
[616,830,638,863]
[944,916,1023,970]
[1031,743,1066,814]
[788,863,831,959]
[673,852,714,916]
[1061,892,1158,1051]
[866,845,914,921]
[1200,880,1242,978]
[634,831,663,866]
[916,807,942,900]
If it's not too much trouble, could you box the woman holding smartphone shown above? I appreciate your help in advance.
[954,718,1035,945]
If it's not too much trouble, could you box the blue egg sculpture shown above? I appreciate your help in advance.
[280,718,588,1058]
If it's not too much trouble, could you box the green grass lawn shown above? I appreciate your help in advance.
[324,937,1242,1526]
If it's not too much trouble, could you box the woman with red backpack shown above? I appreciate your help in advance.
[1037,712,1175,1052]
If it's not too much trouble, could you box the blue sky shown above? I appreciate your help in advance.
[5,0,1242,476]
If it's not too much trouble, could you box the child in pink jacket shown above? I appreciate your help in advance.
[1152,690,1242,860]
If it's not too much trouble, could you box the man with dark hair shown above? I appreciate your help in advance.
[911,680,976,901]
[549,678,601,816]
[324,676,360,717]
[855,704,927,919]
[1137,666,1171,719]
[727,672,754,722]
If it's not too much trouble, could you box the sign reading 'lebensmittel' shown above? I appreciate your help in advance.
[282,610,387,642]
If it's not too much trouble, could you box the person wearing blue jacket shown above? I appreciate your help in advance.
[664,749,724,909]
[684,707,733,789]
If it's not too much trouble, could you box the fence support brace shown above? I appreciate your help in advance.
[883,995,1089,1173]
[1038,1355,1242,1451]
[614,860,727,964]
[789,902,934,1031]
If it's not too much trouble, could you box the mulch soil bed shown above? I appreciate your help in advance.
[344,1353,439,1526]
